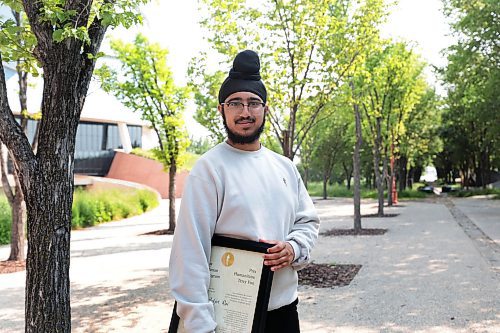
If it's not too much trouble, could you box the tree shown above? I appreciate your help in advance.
[399,88,442,190]
[0,1,146,331]
[308,102,351,199]
[347,81,362,230]
[197,0,388,160]
[440,0,500,187]
[187,56,226,143]
[97,34,189,231]
[357,41,427,215]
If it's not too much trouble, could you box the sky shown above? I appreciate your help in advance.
[106,0,457,136]
[108,0,456,85]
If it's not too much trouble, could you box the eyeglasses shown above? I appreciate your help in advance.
[221,101,265,113]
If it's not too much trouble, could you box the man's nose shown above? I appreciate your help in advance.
[240,105,252,116]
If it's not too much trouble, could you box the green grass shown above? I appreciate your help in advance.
[307,182,354,198]
[306,181,431,199]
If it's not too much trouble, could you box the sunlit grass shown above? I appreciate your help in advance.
[306,181,431,199]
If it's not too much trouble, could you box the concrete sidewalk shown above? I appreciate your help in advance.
[300,198,499,332]
[0,197,498,332]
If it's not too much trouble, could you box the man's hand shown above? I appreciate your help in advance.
[260,239,295,271]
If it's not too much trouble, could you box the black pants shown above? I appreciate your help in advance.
[265,298,300,333]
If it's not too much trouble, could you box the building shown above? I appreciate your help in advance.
[2,60,158,176]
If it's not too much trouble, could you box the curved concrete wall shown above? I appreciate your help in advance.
[105,152,188,199]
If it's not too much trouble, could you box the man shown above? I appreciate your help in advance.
[169,50,319,333]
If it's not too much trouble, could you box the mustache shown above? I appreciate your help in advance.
[235,116,256,123]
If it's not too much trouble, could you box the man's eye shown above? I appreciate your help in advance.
[228,102,240,107]
[248,102,260,107]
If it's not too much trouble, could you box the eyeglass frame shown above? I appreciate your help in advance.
[220,100,267,113]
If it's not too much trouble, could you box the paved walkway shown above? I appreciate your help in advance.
[0,197,498,332]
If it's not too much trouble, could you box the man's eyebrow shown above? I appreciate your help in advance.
[225,98,243,103]
[225,97,263,103]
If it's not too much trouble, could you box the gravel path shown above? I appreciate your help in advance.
[0,197,498,332]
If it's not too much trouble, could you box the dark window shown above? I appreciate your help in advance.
[10,118,141,175]
[128,125,142,148]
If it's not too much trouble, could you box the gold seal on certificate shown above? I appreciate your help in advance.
[169,235,274,333]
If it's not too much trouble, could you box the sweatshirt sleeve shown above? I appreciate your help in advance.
[286,174,320,270]
[169,173,218,332]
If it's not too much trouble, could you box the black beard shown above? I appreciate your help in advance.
[222,111,266,145]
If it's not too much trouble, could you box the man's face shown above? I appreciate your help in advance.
[218,91,268,145]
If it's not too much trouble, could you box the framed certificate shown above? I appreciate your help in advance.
[169,235,275,333]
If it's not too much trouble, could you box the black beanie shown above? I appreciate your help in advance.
[218,50,267,104]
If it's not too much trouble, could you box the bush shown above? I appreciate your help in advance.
[0,196,11,245]
[72,188,159,229]
[0,188,159,243]
[398,189,428,199]
[450,188,500,199]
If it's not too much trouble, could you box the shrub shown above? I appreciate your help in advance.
[72,187,159,229]
[0,196,11,245]
[450,188,500,198]
[398,189,428,199]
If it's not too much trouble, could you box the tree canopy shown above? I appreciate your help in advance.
[97,34,189,230]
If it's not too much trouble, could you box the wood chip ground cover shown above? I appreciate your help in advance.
[298,263,362,288]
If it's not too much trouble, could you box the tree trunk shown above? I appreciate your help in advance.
[387,177,392,206]
[322,172,328,200]
[24,59,89,331]
[168,159,177,231]
[343,161,352,190]
[282,129,291,159]
[386,155,393,207]
[399,155,407,192]
[8,186,26,261]
[0,145,26,261]
[373,118,384,216]
[352,88,362,231]
[25,171,73,332]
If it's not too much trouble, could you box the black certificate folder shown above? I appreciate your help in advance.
[169,235,275,333]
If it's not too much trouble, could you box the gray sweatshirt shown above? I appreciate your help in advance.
[169,142,320,332]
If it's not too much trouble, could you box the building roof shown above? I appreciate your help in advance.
[3,62,147,127]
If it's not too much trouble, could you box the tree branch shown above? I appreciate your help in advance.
[22,0,53,64]
[297,43,315,102]
[292,102,326,157]
[83,0,116,59]
[66,0,93,28]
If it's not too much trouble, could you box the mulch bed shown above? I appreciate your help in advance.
[321,228,388,236]
[140,229,174,236]
[0,260,26,274]
[361,213,400,218]
[298,263,362,288]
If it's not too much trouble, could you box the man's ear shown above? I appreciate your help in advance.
[264,105,269,114]
[218,104,223,115]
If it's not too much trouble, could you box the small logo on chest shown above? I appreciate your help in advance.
[282,177,287,186]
